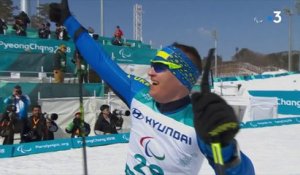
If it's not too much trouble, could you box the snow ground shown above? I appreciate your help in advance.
[1,124,300,175]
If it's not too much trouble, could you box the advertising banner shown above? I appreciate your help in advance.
[0,145,13,158]
[249,91,300,115]
[13,139,72,156]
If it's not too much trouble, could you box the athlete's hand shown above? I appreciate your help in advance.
[49,0,71,25]
[191,49,239,146]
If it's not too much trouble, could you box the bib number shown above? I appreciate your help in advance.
[129,154,164,175]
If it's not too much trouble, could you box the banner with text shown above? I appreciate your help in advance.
[249,91,300,115]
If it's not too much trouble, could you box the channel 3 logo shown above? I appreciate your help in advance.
[254,11,282,24]
[269,11,282,23]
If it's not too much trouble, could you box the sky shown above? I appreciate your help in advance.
[12,0,300,60]
[1,124,300,174]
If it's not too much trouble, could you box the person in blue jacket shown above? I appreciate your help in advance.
[49,1,255,174]
[3,85,31,143]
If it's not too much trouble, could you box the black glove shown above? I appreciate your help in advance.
[192,49,239,146]
[49,0,71,25]
[192,92,239,146]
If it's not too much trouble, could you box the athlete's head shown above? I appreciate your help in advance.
[148,42,202,103]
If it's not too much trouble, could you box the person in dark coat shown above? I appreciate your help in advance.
[94,104,119,135]
[0,105,18,145]
[0,18,8,34]
[23,105,48,142]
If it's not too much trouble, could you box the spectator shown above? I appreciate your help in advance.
[23,105,48,142]
[65,112,90,138]
[12,11,30,36]
[38,23,51,39]
[46,22,51,38]
[55,23,69,40]
[18,11,30,30]
[0,105,18,145]
[12,16,26,36]
[112,25,123,46]
[87,26,99,40]
[72,48,88,83]
[94,104,119,135]
[53,44,67,83]
[38,23,46,38]
[45,113,58,140]
[3,85,31,143]
[0,17,8,35]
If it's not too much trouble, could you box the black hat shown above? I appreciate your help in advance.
[100,104,110,111]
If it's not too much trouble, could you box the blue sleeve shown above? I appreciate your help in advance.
[63,16,148,106]
[197,138,255,175]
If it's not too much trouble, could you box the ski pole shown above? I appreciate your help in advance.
[78,66,88,175]
[201,48,226,175]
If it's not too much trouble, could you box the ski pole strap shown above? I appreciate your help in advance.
[211,142,226,175]
[211,142,224,165]
[211,139,242,175]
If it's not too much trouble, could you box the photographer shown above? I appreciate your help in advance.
[45,113,59,140]
[3,85,31,143]
[94,104,120,135]
[0,105,18,145]
[4,85,31,119]
[23,105,48,142]
[65,112,90,138]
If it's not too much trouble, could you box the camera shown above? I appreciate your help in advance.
[44,113,58,121]
[112,109,129,130]
[44,113,58,133]
[6,104,16,113]
[23,131,37,140]
[112,109,130,116]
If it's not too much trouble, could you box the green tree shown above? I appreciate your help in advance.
[0,0,17,23]
[31,3,51,29]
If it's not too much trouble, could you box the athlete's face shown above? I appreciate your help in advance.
[148,66,189,104]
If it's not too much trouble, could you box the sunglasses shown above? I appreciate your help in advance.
[150,61,182,73]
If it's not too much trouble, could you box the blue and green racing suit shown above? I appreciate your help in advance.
[63,16,255,175]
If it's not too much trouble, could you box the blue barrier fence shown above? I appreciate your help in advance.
[1,117,300,159]
[0,133,129,158]
[241,116,300,128]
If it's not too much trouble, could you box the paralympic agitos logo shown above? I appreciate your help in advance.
[140,136,165,161]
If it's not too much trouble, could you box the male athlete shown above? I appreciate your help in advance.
[49,1,255,174]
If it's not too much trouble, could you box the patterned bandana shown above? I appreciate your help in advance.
[151,45,201,90]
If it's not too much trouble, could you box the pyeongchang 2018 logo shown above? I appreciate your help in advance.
[140,136,165,161]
